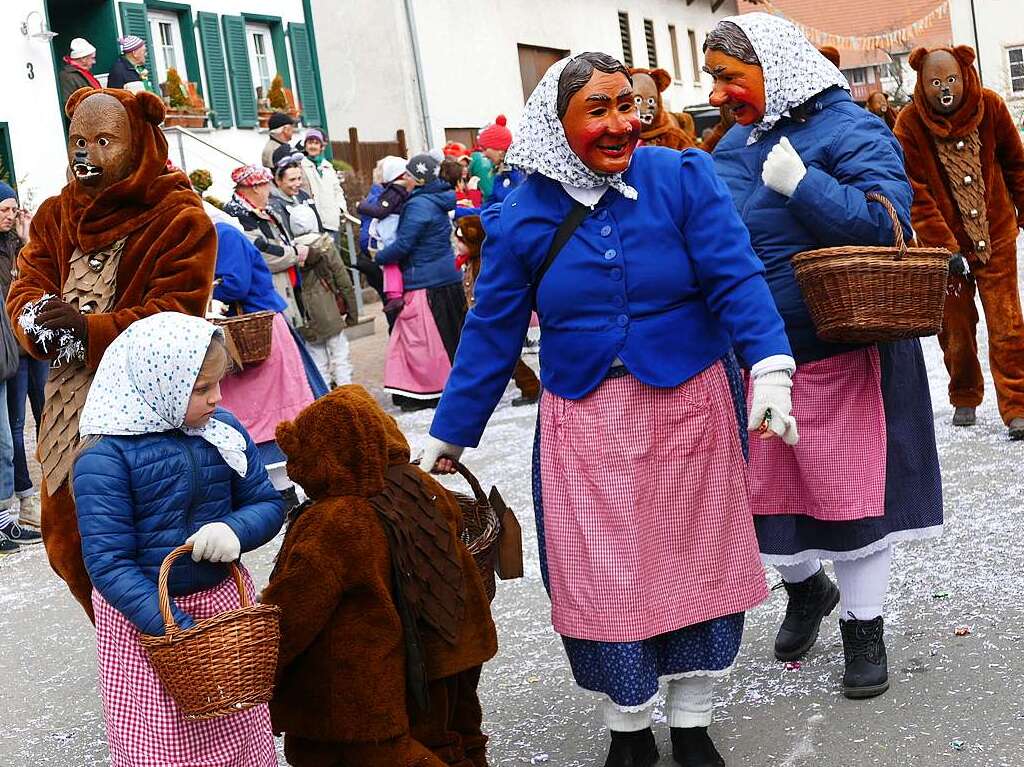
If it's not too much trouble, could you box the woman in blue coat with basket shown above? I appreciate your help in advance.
[420,52,798,767]
[705,12,944,701]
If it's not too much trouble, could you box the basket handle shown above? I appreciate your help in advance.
[865,192,908,259]
[450,460,489,506]
[155,543,248,635]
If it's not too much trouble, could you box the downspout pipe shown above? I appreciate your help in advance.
[402,0,433,149]
[969,0,983,87]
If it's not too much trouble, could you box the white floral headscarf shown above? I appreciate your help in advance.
[722,12,849,144]
[79,312,248,477]
[505,57,639,201]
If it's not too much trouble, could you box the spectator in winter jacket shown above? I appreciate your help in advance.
[299,129,348,238]
[455,115,525,218]
[73,312,283,765]
[106,35,153,93]
[223,164,308,329]
[357,156,413,323]
[262,112,298,169]
[270,149,356,388]
[59,38,100,109]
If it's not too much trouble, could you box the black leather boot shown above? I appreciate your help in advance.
[671,727,725,767]
[840,615,889,699]
[604,728,659,767]
[774,566,840,661]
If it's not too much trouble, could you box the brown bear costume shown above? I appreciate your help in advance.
[6,88,216,616]
[262,385,497,767]
[629,68,696,150]
[894,46,1024,437]
[456,215,539,405]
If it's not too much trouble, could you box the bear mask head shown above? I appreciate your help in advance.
[630,68,672,128]
[908,45,983,137]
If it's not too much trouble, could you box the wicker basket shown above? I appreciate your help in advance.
[792,192,950,344]
[450,461,501,601]
[139,544,282,721]
[212,310,275,366]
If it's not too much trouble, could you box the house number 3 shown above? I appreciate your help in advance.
[26,63,35,80]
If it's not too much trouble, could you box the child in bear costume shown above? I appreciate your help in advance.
[894,46,1024,439]
[629,68,696,150]
[6,87,216,617]
[262,385,497,767]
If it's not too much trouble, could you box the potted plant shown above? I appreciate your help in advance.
[163,68,208,129]
[258,74,301,127]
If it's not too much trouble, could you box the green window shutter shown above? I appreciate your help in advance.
[269,25,291,89]
[197,12,233,128]
[287,23,322,127]
[222,15,257,128]
[118,2,158,93]
[176,12,203,97]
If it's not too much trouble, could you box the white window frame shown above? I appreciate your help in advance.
[246,23,274,102]
[1008,46,1024,94]
[850,68,866,85]
[148,10,183,87]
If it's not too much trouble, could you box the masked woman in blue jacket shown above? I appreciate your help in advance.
[421,53,796,767]
[376,153,467,411]
[72,312,284,766]
[705,13,943,701]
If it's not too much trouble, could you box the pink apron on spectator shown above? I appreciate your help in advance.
[92,568,277,767]
[384,288,452,399]
[220,312,314,443]
[539,362,769,643]
[747,347,887,522]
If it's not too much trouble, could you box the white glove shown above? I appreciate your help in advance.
[761,137,807,198]
[419,435,465,473]
[747,371,799,446]
[187,522,241,563]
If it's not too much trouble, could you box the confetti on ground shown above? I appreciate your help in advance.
[955,626,972,637]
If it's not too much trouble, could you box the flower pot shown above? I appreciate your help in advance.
[164,111,207,129]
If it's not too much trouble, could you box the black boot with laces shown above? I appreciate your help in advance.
[773,565,840,661]
[603,728,659,767]
[840,614,889,699]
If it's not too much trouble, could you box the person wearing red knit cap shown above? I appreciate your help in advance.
[458,115,525,218]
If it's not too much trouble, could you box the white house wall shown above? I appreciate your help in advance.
[316,0,738,151]
[950,0,1024,111]
[1,0,74,210]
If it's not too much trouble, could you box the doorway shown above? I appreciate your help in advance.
[518,44,569,103]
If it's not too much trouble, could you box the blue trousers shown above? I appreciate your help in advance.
[6,355,47,494]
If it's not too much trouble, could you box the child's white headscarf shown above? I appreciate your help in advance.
[505,57,639,201]
[721,12,849,144]
[79,312,248,477]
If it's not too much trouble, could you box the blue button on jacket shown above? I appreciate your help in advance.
[712,87,913,363]
[431,146,792,448]
[73,410,285,635]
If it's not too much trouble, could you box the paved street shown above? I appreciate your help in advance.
[3,255,1024,766]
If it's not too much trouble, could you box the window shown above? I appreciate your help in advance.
[148,10,182,87]
[850,68,866,85]
[644,19,657,68]
[688,29,701,83]
[518,44,570,102]
[246,24,273,101]
[1010,47,1024,93]
[668,25,682,81]
[618,12,633,68]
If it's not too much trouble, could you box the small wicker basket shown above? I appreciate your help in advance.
[212,310,275,367]
[139,544,281,721]
[792,192,950,344]
[449,461,501,601]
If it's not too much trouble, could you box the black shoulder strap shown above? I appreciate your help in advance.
[532,202,590,305]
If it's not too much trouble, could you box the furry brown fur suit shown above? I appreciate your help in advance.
[262,385,497,767]
[6,88,215,617]
[895,46,1024,423]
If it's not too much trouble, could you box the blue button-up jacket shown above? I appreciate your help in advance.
[431,146,792,448]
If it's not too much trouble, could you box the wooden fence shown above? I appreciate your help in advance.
[332,127,407,188]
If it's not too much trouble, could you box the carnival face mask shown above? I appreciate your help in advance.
[67,94,134,195]
[866,92,890,115]
[632,72,662,127]
[704,49,766,126]
[921,50,964,115]
[561,70,641,176]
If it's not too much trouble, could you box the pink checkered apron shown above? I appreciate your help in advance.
[747,346,887,521]
[92,567,277,767]
[539,362,769,643]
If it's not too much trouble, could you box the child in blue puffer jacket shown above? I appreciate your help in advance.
[72,312,283,766]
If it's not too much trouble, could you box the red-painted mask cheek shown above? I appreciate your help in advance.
[705,50,766,126]
[561,70,640,175]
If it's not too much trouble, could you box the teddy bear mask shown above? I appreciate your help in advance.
[68,94,135,195]
[920,50,964,115]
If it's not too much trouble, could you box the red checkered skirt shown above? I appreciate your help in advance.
[92,568,277,767]
[746,347,887,522]
[539,362,769,643]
